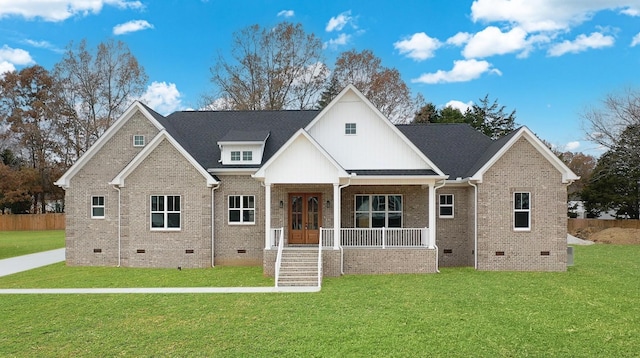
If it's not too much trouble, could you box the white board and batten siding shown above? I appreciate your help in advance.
[307,90,432,171]
[261,134,344,184]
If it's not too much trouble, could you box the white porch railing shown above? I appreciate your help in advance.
[319,227,431,248]
[273,228,284,287]
[270,228,284,248]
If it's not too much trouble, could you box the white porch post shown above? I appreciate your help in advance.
[333,183,340,249]
[264,183,271,249]
[428,182,436,249]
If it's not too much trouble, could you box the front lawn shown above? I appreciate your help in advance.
[0,230,65,259]
[0,244,638,357]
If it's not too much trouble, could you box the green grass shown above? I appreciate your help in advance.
[0,245,639,357]
[0,230,65,259]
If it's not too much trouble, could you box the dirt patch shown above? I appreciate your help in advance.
[588,228,640,245]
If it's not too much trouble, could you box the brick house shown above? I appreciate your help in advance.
[55,85,578,279]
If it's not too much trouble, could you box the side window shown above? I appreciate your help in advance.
[91,196,105,218]
[151,195,181,230]
[133,135,145,147]
[439,194,454,218]
[514,192,531,230]
[228,195,255,224]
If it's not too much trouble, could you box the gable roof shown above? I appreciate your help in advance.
[469,126,580,183]
[55,101,164,189]
[110,130,218,187]
[157,110,318,170]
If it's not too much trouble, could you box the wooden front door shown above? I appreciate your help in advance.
[289,193,322,245]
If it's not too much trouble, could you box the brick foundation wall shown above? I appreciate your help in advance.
[477,137,568,271]
[343,248,437,274]
[65,111,160,266]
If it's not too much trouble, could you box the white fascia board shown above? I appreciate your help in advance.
[110,130,218,187]
[350,175,448,186]
[208,168,258,175]
[470,126,581,184]
[55,101,165,189]
[217,140,265,146]
[304,84,446,177]
[253,128,349,180]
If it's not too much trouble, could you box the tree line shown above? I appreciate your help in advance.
[0,21,549,214]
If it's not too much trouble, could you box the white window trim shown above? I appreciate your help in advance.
[513,192,531,231]
[439,194,454,219]
[150,195,181,231]
[354,194,403,228]
[228,195,256,225]
[133,135,145,147]
[91,196,105,219]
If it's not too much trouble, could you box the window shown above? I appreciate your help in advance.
[355,195,402,228]
[514,192,530,230]
[229,195,255,224]
[439,194,454,218]
[133,135,145,147]
[151,195,181,230]
[242,151,252,161]
[230,151,241,161]
[345,122,357,135]
[91,196,105,218]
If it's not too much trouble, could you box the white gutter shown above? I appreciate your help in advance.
[211,184,220,267]
[469,181,478,270]
[112,185,122,267]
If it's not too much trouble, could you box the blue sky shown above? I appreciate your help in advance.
[2,1,640,155]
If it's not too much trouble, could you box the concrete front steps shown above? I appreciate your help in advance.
[277,248,321,287]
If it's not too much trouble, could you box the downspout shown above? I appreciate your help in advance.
[338,176,353,275]
[211,184,220,268]
[469,181,478,270]
[433,180,446,274]
[112,185,121,267]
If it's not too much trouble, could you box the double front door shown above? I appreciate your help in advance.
[289,193,321,244]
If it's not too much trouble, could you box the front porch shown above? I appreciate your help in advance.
[264,227,438,279]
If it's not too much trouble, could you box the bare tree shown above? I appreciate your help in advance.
[208,22,328,110]
[331,49,418,123]
[53,39,148,162]
[582,87,640,150]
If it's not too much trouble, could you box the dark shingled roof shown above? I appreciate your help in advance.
[397,123,495,179]
[150,107,512,179]
[156,110,319,170]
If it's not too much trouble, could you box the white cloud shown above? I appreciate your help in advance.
[411,59,501,84]
[446,32,473,46]
[444,100,473,113]
[113,20,153,35]
[462,26,529,58]
[326,11,352,32]
[325,33,351,49]
[0,45,34,65]
[277,10,294,18]
[471,0,640,32]
[0,0,142,22]
[547,32,614,56]
[631,33,640,46]
[394,32,441,61]
[140,81,182,115]
[565,141,581,151]
[0,61,16,75]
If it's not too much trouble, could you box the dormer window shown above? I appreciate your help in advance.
[345,123,356,135]
[133,135,145,147]
[218,130,270,166]
[231,151,241,161]
[242,151,252,161]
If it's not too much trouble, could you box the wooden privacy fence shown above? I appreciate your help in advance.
[568,218,640,232]
[0,213,65,231]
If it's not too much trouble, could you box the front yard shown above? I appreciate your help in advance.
[0,244,638,357]
[0,230,64,259]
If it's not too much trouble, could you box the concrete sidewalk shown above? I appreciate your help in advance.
[0,286,320,294]
[0,248,65,278]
